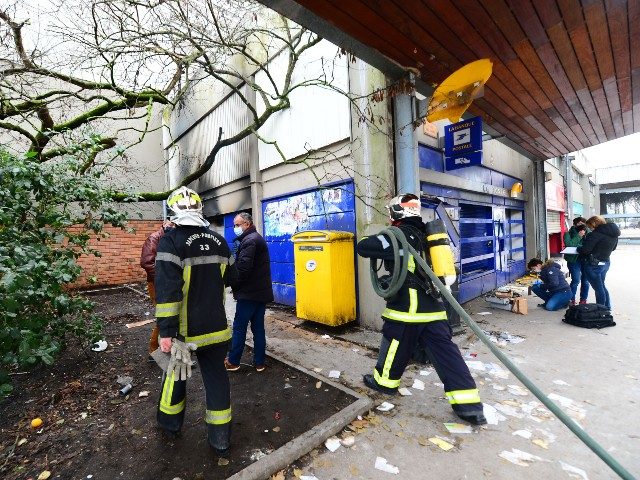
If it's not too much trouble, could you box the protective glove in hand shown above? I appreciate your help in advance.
[150,348,171,372]
[166,338,197,381]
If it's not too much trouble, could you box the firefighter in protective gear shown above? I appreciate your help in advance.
[357,193,486,425]
[155,186,239,454]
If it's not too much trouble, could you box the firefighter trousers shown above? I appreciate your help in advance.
[373,320,483,415]
[157,342,231,450]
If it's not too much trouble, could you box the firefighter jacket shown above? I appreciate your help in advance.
[356,217,448,324]
[154,225,238,348]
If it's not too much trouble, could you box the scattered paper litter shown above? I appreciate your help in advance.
[444,423,473,434]
[328,370,341,379]
[376,402,395,412]
[476,311,492,316]
[498,448,545,467]
[321,334,331,339]
[126,319,155,329]
[374,456,399,475]
[300,476,319,480]
[313,368,322,373]
[428,437,455,451]
[508,385,529,396]
[138,391,149,398]
[398,387,412,396]
[483,404,506,425]
[465,361,486,372]
[512,430,532,439]
[324,437,341,452]
[419,370,432,377]
[412,379,425,391]
[433,382,444,388]
[553,379,571,386]
[548,393,587,421]
[494,403,523,418]
[559,461,589,479]
[532,438,549,449]
[485,363,510,379]
[340,436,355,447]
[492,384,506,391]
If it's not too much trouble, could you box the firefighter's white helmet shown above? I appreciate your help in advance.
[167,186,203,213]
[387,193,421,220]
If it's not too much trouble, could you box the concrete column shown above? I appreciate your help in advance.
[349,60,395,330]
[247,77,264,234]
[564,155,574,224]
[534,160,549,259]
[393,92,419,195]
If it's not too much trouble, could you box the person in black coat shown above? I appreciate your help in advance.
[225,212,274,372]
[578,216,620,309]
[528,258,572,311]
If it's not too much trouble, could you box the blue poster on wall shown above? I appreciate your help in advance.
[444,116,483,171]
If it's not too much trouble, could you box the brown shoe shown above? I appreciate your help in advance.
[255,364,266,372]
[224,359,240,372]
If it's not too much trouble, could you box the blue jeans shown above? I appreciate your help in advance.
[583,261,611,309]
[531,284,572,311]
[567,260,590,302]
[228,299,267,366]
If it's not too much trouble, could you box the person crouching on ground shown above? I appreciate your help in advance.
[528,258,572,311]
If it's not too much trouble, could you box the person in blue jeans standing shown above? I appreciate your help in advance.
[225,212,274,372]
[563,217,590,306]
[528,258,572,311]
[578,216,620,310]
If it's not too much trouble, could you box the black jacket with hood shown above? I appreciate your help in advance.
[232,225,274,303]
[577,222,621,262]
[539,261,570,293]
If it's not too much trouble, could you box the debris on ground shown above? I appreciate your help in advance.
[475,312,492,316]
[340,436,355,447]
[321,334,331,339]
[125,319,155,329]
[116,375,133,387]
[30,418,43,429]
[492,384,506,391]
[465,360,486,372]
[419,370,432,376]
[498,448,545,466]
[315,381,322,389]
[483,404,506,425]
[559,461,589,479]
[37,471,51,480]
[328,370,341,379]
[548,393,587,421]
[411,379,425,390]
[138,391,149,398]
[483,330,526,346]
[507,385,529,396]
[300,476,319,480]
[428,437,455,451]
[217,458,229,466]
[324,437,341,452]
[532,438,549,449]
[443,423,473,434]
[374,456,400,474]
[398,387,412,396]
[553,379,571,386]
[512,430,532,439]
[376,402,395,412]
[91,340,108,352]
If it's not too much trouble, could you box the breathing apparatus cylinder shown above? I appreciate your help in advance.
[424,219,456,290]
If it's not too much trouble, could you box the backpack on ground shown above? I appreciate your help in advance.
[562,304,616,329]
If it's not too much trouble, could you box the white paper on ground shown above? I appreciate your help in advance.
[548,393,587,421]
[559,461,589,480]
[508,385,529,396]
[321,334,331,339]
[328,370,341,379]
[91,340,108,352]
[498,448,545,467]
[433,382,444,388]
[492,384,506,391]
[512,430,532,439]
[324,437,341,452]
[476,311,492,315]
[419,370,432,376]
[465,361,486,372]
[374,456,399,475]
[398,387,412,396]
[443,423,473,434]
[412,379,425,390]
[300,476,320,480]
[376,401,395,412]
[553,379,571,386]
[483,404,506,425]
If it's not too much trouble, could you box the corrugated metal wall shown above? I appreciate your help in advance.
[167,84,253,191]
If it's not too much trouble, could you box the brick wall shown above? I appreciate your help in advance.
[71,220,162,288]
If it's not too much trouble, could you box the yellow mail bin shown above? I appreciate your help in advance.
[291,230,356,326]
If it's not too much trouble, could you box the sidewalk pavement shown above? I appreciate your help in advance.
[226,244,640,480]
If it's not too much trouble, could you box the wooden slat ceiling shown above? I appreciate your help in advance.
[291,0,640,160]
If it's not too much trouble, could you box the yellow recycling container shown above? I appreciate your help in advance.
[291,230,356,326]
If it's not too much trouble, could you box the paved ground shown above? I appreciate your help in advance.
[227,245,640,480]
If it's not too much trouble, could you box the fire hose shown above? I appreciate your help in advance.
[368,226,636,480]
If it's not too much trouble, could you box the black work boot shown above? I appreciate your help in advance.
[362,374,397,395]
[209,423,231,456]
[456,411,487,425]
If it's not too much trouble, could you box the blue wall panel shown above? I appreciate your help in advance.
[262,180,356,306]
[419,144,444,172]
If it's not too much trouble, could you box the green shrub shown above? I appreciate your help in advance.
[0,150,127,398]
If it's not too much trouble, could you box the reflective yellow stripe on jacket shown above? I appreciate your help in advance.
[382,308,448,323]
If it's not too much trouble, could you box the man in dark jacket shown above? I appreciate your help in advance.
[578,216,621,309]
[357,194,485,425]
[154,187,238,455]
[563,217,589,306]
[140,220,174,354]
[528,259,572,311]
[225,212,273,372]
